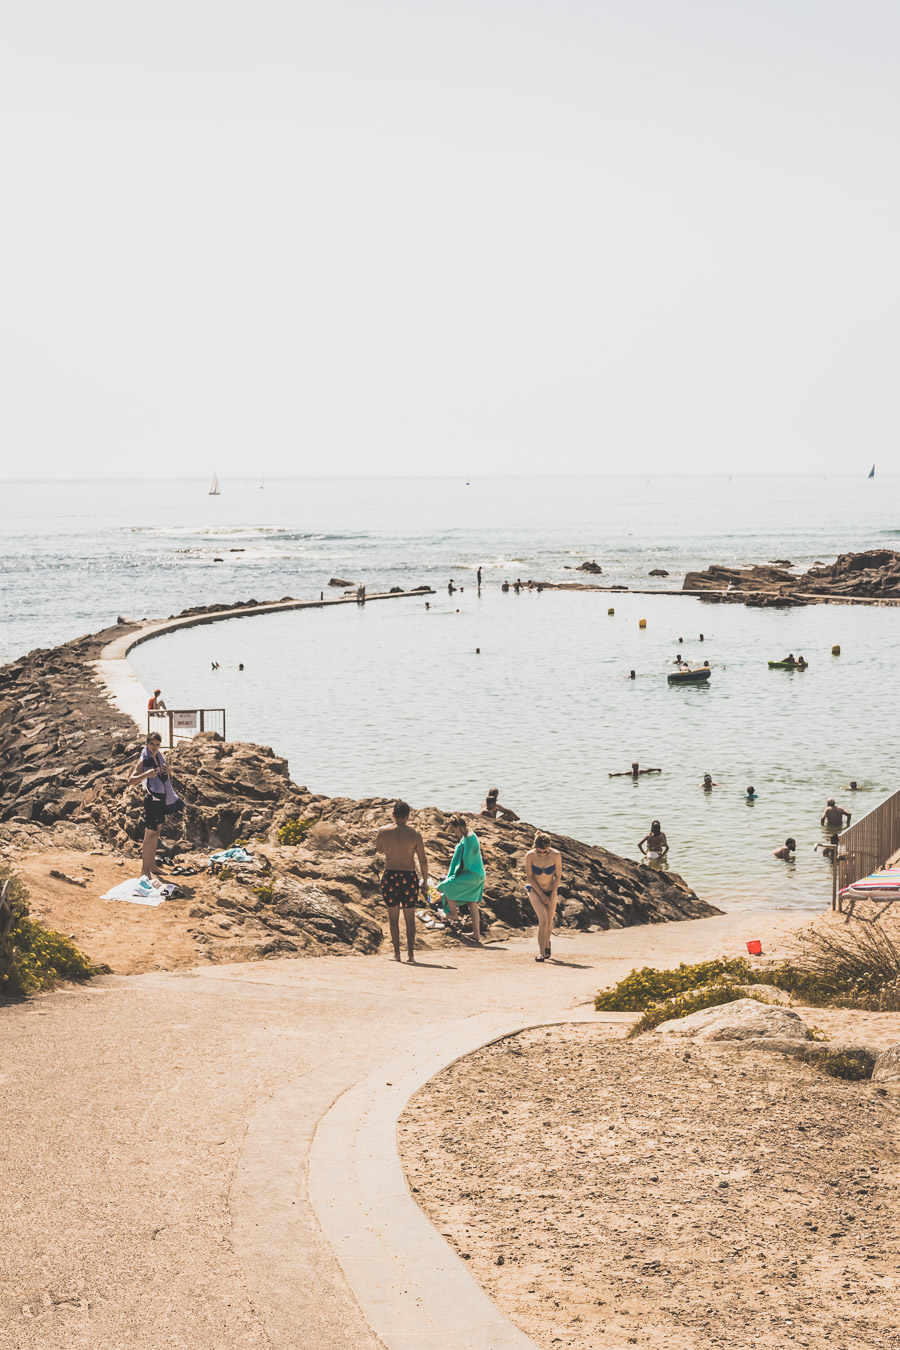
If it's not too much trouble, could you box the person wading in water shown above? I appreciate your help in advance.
[375,801,429,962]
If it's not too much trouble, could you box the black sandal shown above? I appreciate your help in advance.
[535,954,545,962]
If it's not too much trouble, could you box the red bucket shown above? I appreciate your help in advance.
[746,940,762,956]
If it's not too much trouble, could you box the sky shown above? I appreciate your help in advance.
[2,1,898,479]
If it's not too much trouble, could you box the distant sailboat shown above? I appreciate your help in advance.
[259,476,265,490]
[209,471,220,496]
[868,464,875,478]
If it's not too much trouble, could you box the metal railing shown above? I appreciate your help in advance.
[147,708,226,748]
[833,786,900,910]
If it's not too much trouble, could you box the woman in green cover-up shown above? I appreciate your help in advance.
[437,816,485,942]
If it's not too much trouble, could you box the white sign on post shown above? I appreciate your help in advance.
[173,711,198,734]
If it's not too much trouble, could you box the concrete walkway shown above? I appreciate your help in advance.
[1,910,815,1349]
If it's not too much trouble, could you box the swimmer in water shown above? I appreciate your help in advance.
[699,773,720,790]
[772,838,797,860]
[609,762,662,779]
[638,820,669,861]
[627,669,636,680]
[746,786,758,800]
[821,798,851,829]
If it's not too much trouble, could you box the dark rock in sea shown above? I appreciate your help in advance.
[685,550,900,605]
[648,569,670,577]
[328,577,355,587]
[577,560,603,574]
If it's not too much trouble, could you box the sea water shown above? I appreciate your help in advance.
[5,474,899,912]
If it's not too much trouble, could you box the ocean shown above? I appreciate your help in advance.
[6,474,899,913]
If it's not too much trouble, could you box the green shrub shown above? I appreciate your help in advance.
[253,884,275,903]
[595,958,754,1011]
[277,818,314,846]
[0,865,109,998]
[628,984,771,1037]
[595,923,900,1017]
[801,1049,873,1081]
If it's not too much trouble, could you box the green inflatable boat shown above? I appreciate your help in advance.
[768,660,809,669]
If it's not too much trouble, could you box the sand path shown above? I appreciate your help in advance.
[1,911,816,1349]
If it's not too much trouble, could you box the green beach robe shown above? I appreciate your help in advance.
[437,832,485,908]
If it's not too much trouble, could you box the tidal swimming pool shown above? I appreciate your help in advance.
[131,588,898,912]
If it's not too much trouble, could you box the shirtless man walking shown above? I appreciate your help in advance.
[375,801,429,962]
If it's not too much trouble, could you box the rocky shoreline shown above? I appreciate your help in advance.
[682,548,900,606]
[0,609,719,965]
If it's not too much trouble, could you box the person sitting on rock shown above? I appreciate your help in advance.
[480,788,519,822]
[772,838,797,860]
[147,688,167,714]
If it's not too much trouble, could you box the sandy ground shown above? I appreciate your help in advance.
[401,1019,900,1350]
[13,843,250,975]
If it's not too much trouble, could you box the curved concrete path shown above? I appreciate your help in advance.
[1,912,815,1348]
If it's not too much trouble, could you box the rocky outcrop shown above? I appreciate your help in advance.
[0,611,720,960]
[84,732,719,933]
[684,550,900,605]
[648,568,669,578]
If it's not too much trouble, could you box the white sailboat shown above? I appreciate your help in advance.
[209,471,220,496]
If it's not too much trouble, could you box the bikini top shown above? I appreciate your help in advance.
[531,863,556,875]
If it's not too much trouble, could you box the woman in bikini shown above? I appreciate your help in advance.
[524,831,561,962]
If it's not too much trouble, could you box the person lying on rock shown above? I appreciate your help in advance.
[480,788,519,821]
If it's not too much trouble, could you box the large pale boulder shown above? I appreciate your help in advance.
[653,997,811,1042]
[873,1043,900,1083]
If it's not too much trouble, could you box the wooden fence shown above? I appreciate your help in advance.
[833,787,900,909]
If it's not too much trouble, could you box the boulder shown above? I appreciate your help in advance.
[328,577,355,587]
[648,568,669,578]
[653,998,811,1042]
[873,1042,900,1083]
[577,560,603,574]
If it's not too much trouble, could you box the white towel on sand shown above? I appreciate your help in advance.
[101,877,167,906]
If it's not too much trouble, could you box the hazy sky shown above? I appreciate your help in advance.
[3,1,898,478]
